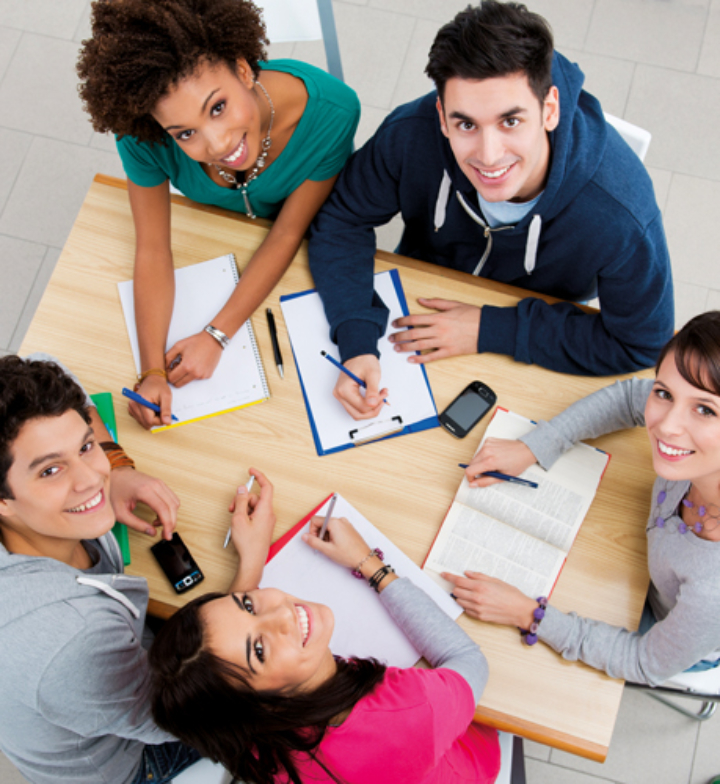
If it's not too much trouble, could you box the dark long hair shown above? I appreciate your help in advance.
[656,311,720,396]
[149,592,387,784]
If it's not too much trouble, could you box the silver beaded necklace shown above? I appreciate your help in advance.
[213,79,274,219]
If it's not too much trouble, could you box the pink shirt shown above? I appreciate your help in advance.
[278,667,500,783]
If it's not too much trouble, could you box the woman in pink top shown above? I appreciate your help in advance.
[149,513,500,784]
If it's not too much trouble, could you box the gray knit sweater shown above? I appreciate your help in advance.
[520,377,720,685]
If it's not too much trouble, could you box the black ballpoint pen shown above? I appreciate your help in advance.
[266,307,284,379]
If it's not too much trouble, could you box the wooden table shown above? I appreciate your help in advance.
[20,174,655,762]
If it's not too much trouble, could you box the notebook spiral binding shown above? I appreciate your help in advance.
[229,254,270,400]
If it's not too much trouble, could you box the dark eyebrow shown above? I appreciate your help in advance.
[231,593,257,674]
[162,88,220,132]
[448,106,528,125]
[499,106,526,120]
[28,427,93,471]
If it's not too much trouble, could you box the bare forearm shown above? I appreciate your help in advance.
[211,228,302,337]
[134,249,175,370]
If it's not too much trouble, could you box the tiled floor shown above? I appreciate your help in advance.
[0,0,719,782]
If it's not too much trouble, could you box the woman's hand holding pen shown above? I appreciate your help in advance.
[303,516,370,568]
[442,571,537,629]
[166,330,223,388]
[465,438,537,487]
[128,374,174,429]
[228,469,276,591]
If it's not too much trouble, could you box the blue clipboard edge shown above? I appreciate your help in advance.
[280,268,440,456]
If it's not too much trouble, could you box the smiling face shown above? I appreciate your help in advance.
[202,589,337,693]
[152,58,263,172]
[437,72,559,203]
[0,411,113,546]
[644,352,720,486]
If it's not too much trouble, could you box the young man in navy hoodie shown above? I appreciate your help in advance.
[309,1,674,420]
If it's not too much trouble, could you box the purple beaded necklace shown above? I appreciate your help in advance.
[652,485,720,535]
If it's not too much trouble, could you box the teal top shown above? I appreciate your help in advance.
[116,60,360,219]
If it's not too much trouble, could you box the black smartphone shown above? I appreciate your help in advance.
[439,381,497,438]
[151,533,204,594]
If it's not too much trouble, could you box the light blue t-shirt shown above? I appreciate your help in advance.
[477,191,542,228]
[117,60,360,219]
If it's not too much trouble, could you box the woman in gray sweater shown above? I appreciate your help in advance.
[444,311,720,686]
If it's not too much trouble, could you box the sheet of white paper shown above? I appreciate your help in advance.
[118,255,269,429]
[255,0,322,43]
[260,494,461,667]
[280,270,437,452]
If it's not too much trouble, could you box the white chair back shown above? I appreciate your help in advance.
[604,113,652,162]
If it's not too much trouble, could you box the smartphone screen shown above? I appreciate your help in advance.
[439,381,497,438]
[151,533,204,594]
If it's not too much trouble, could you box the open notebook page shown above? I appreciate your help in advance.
[260,494,460,667]
[118,255,269,431]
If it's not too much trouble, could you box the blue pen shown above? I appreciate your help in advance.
[320,351,388,404]
[458,464,538,489]
[122,388,179,422]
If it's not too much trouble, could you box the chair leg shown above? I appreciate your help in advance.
[646,691,717,721]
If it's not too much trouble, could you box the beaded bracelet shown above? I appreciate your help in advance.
[368,564,395,593]
[351,548,384,579]
[520,596,548,646]
[99,441,136,471]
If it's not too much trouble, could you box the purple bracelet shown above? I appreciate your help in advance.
[520,597,548,646]
[351,548,384,578]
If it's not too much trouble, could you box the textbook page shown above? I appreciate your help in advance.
[280,270,437,453]
[425,503,566,599]
[260,494,460,668]
[118,255,269,431]
[425,409,609,598]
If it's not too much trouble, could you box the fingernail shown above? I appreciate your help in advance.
[237,486,248,494]
[146,527,156,536]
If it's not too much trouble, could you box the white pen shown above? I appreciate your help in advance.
[223,475,255,549]
[318,493,338,542]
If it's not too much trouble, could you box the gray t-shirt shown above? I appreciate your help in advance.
[520,377,720,685]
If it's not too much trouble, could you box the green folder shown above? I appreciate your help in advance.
[90,392,131,566]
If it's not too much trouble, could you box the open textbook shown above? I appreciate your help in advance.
[425,408,610,600]
[118,254,269,432]
[261,493,460,668]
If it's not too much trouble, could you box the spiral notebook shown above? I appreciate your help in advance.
[118,254,269,432]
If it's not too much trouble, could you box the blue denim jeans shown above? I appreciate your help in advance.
[130,741,202,784]
[639,599,720,673]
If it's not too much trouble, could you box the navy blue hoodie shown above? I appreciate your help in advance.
[308,53,674,376]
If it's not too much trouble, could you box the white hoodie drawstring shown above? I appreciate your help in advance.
[524,214,542,275]
[434,170,452,231]
[76,576,141,618]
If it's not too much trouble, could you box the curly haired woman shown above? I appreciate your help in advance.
[78,0,360,428]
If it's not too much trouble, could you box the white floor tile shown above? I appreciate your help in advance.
[705,289,720,311]
[626,65,720,182]
[674,281,711,330]
[0,136,124,247]
[524,739,552,762]
[0,0,87,40]
[586,0,708,72]
[698,0,720,77]
[355,104,390,148]
[524,0,595,50]
[645,167,673,215]
[526,757,618,784]
[549,687,699,784]
[391,17,437,109]
[368,0,467,25]
[664,174,720,289]
[0,24,21,82]
[0,32,94,144]
[559,48,635,118]
[0,234,46,349]
[692,709,720,784]
[9,244,60,351]
[0,127,32,215]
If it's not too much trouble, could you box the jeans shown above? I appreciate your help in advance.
[130,741,202,784]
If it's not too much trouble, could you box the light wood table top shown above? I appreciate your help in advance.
[20,174,655,762]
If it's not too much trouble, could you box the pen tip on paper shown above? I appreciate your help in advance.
[320,350,327,357]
